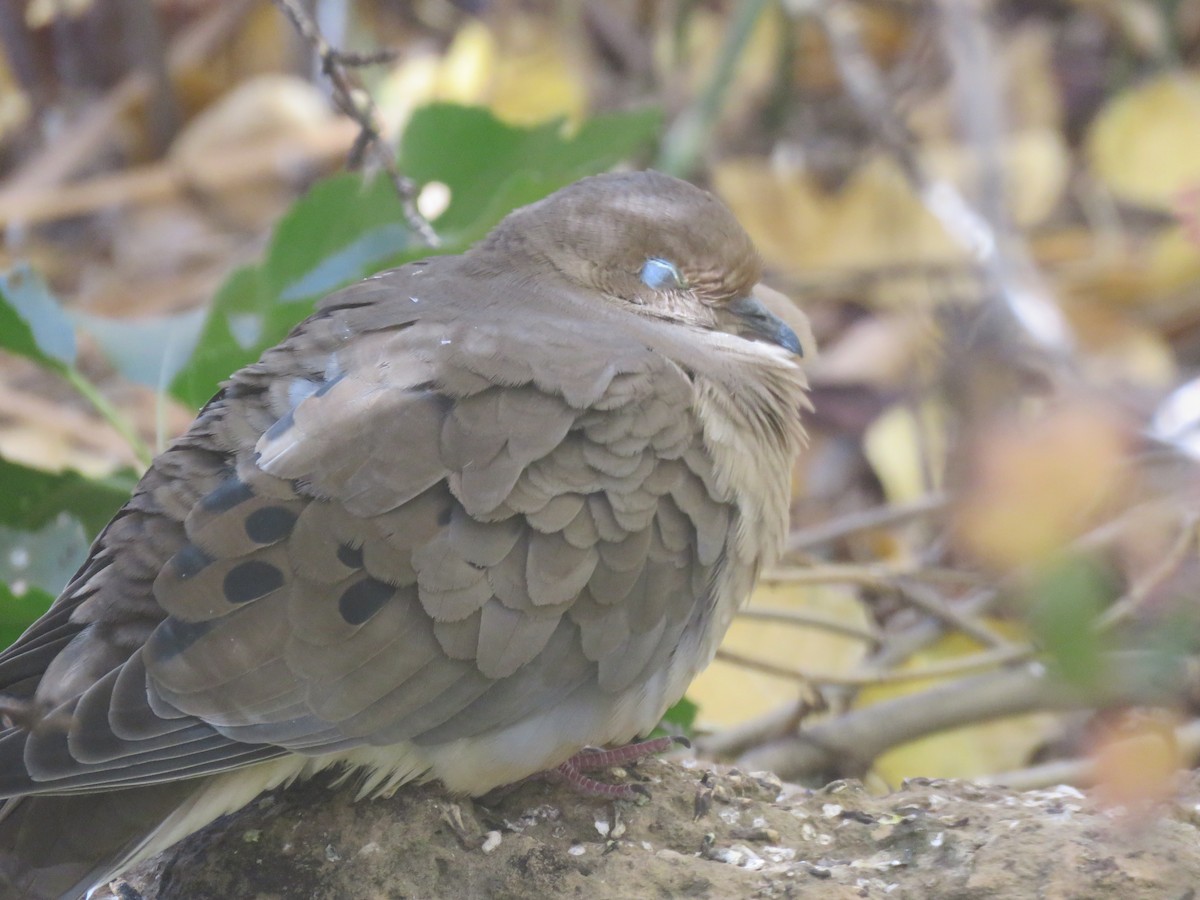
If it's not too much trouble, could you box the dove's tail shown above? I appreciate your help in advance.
[0,782,203,900]
[0,755,318,899]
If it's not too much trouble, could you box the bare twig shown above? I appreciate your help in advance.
[715,642,1029,688]
[696,700,813,758]
[783,0,1073,357]
[930,0,1073,358]
[764,560,979,588]
[868,587,1002,670]
[979,718,1200,792]
[1096,512,1200,632]
[270,0,439,248]
[737,652,1198,781]
[786,492,948,553]
[656,0,773,177]
[735,606,881,644]
[330,48,402,68]
[894,579,1012,649]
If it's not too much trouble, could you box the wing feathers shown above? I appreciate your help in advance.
[0,283,749,801]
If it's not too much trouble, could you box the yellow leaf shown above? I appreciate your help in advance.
[1088,72,1200,211]
[714,129,1067,285]
[657,5,781,100]
[688,583,870,728]
[860,629,1057,783]
[378,17,586,133]
[862,402,946,503]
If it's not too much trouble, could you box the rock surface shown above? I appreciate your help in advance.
[118,761,1200,899]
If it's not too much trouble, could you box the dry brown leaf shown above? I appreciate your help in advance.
[810,312,931,387]
[790,4,914,95]
[168,75,334,228]
[1090,709,1183,811]
[1064,300,1177,388]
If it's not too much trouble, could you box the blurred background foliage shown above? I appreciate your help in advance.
[2,0,1200,804]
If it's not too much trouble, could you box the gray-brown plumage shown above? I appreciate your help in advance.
[0,170,811,899]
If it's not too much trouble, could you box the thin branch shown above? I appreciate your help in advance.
[271,0,439,248]
[656,0,772,177]
[61,367,152,468]
[763,560,980,588]
[735,606,881,644]
[979,718,1200,792]
[783,0,1072,357]
[786,492,948,553]
[894,579,1012,649]
[0,122,360,228]
[737,652,1199,781]
[715,642,1030,688]
[331,48,402,67]
[1096,512,1199,632]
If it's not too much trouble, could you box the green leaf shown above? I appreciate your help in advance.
[0,515,90,599]
[659,695,699,735]
[0,265,76,371]
[0,454,136,539]
[1029,555,1114,689]
[170,172,420,409]
[169,104,662,410]
[69,307,207,389]
[0,456,136,649]
[401,104,663,242]
[0,583,55,651]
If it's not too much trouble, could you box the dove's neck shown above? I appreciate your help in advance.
[690,333,809,572]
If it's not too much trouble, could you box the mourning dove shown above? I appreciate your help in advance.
[0,170,811,899]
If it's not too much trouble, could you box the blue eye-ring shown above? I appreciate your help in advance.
[640,257,683,290]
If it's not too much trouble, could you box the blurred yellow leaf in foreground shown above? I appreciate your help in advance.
[1088,72,1200,211]
[956,403,1129,568]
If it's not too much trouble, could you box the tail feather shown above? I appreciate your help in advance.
[0,756,314,899]
[0,783,200,900]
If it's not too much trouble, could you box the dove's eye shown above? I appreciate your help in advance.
[640,257,684,290]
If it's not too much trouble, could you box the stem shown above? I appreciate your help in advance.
[62,366,153,468]
[656,0,771,177]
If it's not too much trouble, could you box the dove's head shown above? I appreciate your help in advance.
[474,170,804,355]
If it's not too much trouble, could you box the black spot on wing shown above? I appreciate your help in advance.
[199,478,255,514]
[312,375,343,398]
[171,543,214,580]
[336,543,364,569]
[148,617,218,660]
[223,561,284,604]
[263,409,296,443]
[244,507,298,544]
[338,577,393,625]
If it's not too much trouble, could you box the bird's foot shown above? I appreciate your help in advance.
[552,735,690,800]
[483,736,690,803]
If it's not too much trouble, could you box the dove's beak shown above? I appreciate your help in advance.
[728,295,804,356]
